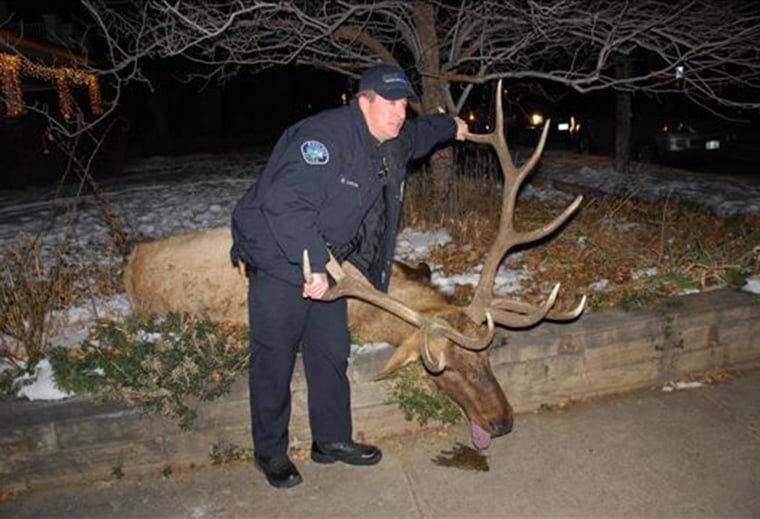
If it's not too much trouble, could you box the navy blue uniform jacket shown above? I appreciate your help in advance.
[230,99,455,291]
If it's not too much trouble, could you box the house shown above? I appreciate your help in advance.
[0,0,119,188]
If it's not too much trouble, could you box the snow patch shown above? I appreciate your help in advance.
[589,279,611,291]
[742,275,760,295]
[632,267,658,280]
[351,342,394,355]
[14,359,72,401]
[661,380,705,392]
[1,151,759,402]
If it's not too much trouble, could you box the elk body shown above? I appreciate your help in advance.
[124,81,585,450]
[125,228,510,448]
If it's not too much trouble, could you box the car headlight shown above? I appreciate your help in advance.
[529,113,544,127]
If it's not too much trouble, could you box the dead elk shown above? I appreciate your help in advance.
[124,80,585,450]
[124,227,249,325]
[301,79,586,448]
[125,229,507,448]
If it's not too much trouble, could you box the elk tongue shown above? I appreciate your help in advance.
[471,422,492,450]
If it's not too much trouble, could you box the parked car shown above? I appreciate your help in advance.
[576,95,738,166]
[646,119,736,163]
[579,115,736,165]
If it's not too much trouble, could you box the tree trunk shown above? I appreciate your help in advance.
[614,56,634,173]
[412,2,454,206]
[198,84,224,143]
[146,90,170,154]
[614,90,632,173]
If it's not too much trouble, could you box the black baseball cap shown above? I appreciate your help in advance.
[358,64,416,100]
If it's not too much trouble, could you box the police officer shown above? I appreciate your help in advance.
[231,63,467,489]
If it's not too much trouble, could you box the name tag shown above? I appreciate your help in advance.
[340,176,359,188]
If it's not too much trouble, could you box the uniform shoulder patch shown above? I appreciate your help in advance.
[300,140,330,165]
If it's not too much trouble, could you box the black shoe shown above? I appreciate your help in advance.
[311,441,382,466]
[254,453,303,489]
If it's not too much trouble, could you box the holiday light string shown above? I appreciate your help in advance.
[0,51,103,118]
[0,53,24,116]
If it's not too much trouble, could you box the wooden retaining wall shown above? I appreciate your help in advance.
[2,288,758,492]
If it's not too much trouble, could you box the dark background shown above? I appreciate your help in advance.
[0,0,351,188]
[1,0,758,189]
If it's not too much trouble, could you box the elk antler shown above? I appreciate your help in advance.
[463,80,586,328]
[303,249,495,353]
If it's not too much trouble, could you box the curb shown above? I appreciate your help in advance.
[2,288,759,491]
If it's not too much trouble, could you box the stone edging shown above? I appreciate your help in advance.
[2,288,759,492]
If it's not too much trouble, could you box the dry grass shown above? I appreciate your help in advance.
[401,155,760,312]
[0,235,125,364]
[0,237,78,364]
[2,149,758,366]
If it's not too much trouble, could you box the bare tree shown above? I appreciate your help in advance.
[6,1,760,172]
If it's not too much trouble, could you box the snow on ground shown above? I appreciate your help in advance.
[2,150,759,400]
[537,150,760,217]
[12,359,72,400]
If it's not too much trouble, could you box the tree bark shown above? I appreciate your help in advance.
[412,2,454,205]
[614,56,633,173]
[146,90,170,154]
[614,90,632,173]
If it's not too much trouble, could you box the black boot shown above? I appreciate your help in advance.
[311,441,382,466]
[254,452,303,489]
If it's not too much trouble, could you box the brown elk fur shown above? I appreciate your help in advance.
[124,227,248,325]
[123,226,514,440]
[124,226,450,356]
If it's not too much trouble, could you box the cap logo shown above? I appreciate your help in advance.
[300,140,330,165]
[382,73,407,86]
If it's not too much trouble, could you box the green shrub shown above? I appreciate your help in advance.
[48,313,249,429]
[389,364,463,426]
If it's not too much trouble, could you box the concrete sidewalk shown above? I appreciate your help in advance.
[3,368,758,518]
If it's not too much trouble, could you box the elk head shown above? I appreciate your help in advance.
[304,80,585,449]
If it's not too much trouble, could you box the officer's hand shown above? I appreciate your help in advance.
[303,272,329,300]
[453,116,468,141]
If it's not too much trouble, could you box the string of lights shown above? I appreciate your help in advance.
[0,53,24,116]
[0,52,103,118]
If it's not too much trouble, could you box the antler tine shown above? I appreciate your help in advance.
[487,283,559,328]
[491,292,587,323]
[462,80,584,327]
[420,326,446,374]
[548,295,586,321]
[304,249,423,324]
[463,79,517,178]
[515,193,584,245]
[303,250,494,350]
[419,312,495,375]
[433,311,495,350]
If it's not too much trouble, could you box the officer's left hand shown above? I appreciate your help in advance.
[303,272,329,299]
[453,116,468,141]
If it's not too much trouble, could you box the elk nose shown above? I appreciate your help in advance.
[490,416,513,436]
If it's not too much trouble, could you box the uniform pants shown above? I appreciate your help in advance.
[247,269,352,456]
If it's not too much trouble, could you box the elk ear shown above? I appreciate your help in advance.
[373,337,420,380]
[392,261,433,284]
